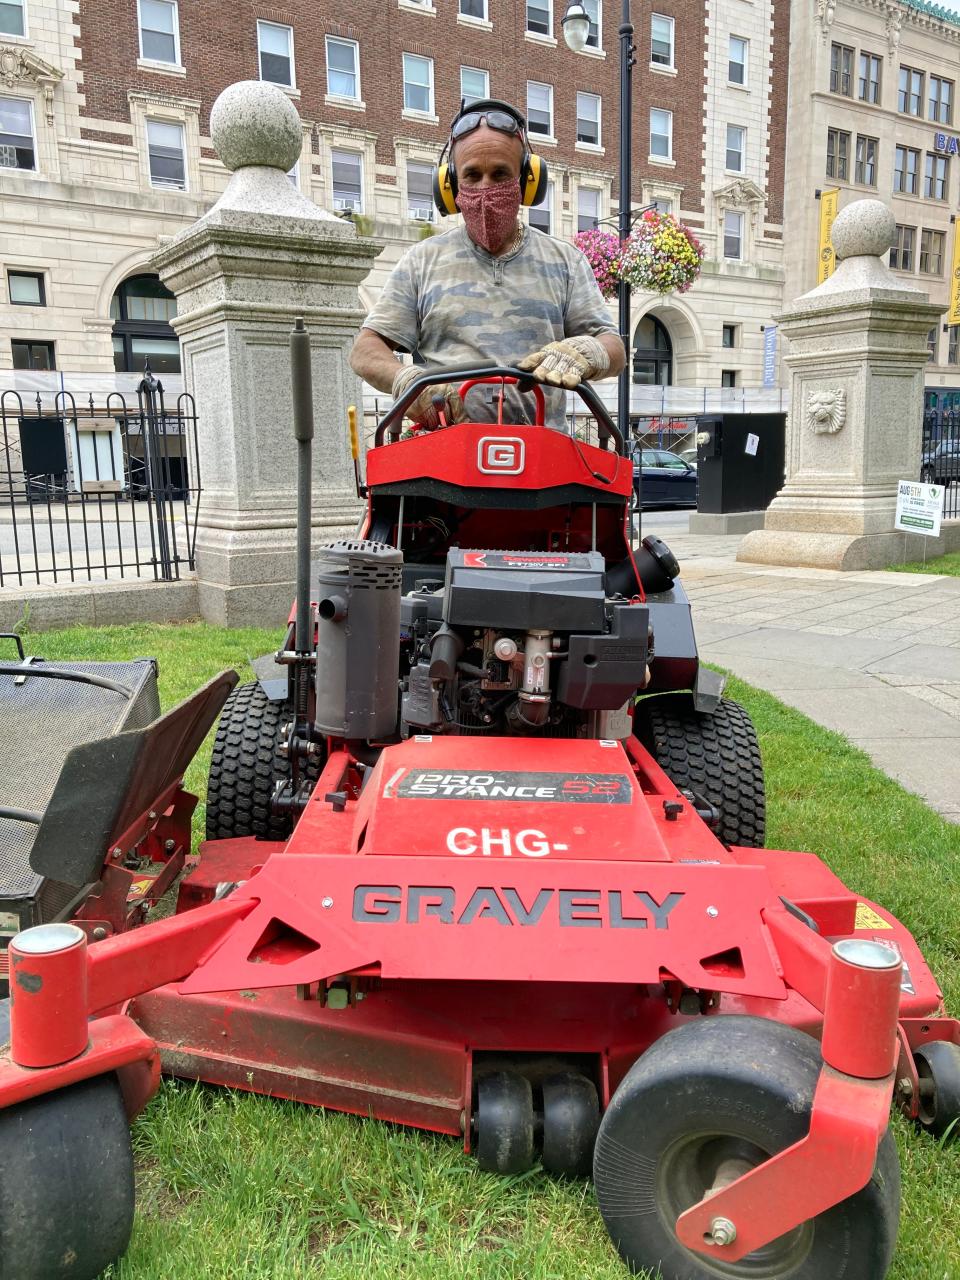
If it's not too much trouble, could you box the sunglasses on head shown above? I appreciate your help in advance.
[450,109,524,142]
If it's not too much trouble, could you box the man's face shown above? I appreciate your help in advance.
[454,122,523,189]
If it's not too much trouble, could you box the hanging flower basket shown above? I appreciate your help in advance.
[573,228,622,300]
[618,211,704,295]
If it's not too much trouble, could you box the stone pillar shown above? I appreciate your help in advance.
[738,200,944,571]
[153,81,381,626]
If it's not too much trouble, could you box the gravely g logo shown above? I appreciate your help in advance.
[478,436,525,474]
[354,884,684,929]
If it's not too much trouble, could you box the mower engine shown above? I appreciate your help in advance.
[313,541,649,743]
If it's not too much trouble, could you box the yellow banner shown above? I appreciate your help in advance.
[949,226,960,325]
[817,189,839,284]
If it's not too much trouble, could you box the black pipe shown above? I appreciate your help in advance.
[290,318,315,662]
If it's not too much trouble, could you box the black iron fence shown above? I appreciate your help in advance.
[921,408,960,520]
[0,374,200,587]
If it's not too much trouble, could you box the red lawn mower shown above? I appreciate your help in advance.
[1,323,959,1280]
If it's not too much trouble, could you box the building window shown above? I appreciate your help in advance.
[920,229,945,274]
[257,21,294,88]
[331,149,363,214]
[855,135,877,186]
[924,153,948,200]
[577,92,600,145]
[899,66,923,115]
[527,81,553,136]
[0,0,25,37]
[138,0,179,64]
[460,66,489,105]
[949,325,959,365]
[12,340,55,371]
[894,145,920,195]
[529,180,553,234]
[651,13,674,67]
[830,43,853,96]
[407,160,434,221]
[890,223,915,271]
[0,96,35,170]
[826,128,850,181]
[725,124,745,172]
[721,370,738,388]
[111,274,180,374]
[930,76,953,125]
[633,314,672,385]
[582,0,600,48]
[722,323,738,349]
[459,0,487,16]
[403,53,434,115]
[326,37,360,100]
[723,210,743,259]
[652,197,672,213]
[146,119,186,190]
[650,108,672,159]
[728,36,748,87]
[526,0,551,36]
[577,186,601,232]
[858,52,881,104]
[927,327,938,362]
[8,271,44,305]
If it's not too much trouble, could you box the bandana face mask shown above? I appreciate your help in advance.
[455,179,522,254]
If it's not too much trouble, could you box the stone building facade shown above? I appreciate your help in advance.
[0,0,789,408]
[782,0,960,397]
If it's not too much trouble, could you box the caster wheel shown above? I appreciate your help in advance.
[594,1016,900,1280]
[541,1072,599,1177]
[915,1040,960,1141]
[473,1071,535,1174]
[0,1073,135,1280]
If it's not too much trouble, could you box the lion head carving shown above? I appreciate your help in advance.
[806,388,846,435]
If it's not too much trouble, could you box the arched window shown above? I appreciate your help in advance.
[632,315,672,386]
[110,274,180,374]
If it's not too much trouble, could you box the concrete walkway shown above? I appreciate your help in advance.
[648,515,960,824]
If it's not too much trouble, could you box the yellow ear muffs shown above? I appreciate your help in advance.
[432,160,459,217]
[520,152,548,207]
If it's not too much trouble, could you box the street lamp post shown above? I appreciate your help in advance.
[563,1,635,449]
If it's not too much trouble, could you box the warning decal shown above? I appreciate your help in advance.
[855,902,893,931]
[394,771,632,803]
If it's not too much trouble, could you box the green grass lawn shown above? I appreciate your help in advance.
[15,623,960,1280]
[888,550,960,576]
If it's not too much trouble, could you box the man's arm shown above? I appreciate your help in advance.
[349,327,402,394]
[595,332,626,381]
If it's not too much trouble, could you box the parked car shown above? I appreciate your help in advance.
[631,447,698,508]
[921,439,960,486]
[677,447,698,469]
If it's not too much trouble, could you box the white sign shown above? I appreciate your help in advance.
[745,432,759,457]
[895,480,944,537]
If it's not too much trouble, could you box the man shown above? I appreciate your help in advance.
[350,99,624,430]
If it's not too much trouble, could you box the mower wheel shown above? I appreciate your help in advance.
[594,1016,900,1280]
[0,1073,135,1280]
[541,1071,599,1177]
[914,1039,960,1141]
[636,696,765,847]
[474,1071,535,1174]
[206,681,322,841]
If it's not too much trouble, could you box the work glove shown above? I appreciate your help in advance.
[515,335,610,388]
[392,364,468,430]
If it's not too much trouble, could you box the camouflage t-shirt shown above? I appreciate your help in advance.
[362,224,619,429]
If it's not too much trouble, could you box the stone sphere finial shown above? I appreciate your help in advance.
[830,199,896,261]
[210,80,303,174]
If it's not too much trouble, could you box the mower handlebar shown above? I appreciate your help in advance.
[374,364,623,452]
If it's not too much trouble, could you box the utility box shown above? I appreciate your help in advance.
[695,414,786,521]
